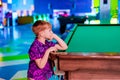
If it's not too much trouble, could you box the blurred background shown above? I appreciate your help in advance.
[0,0,120,80]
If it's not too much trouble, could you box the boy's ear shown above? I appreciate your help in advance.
[38,31,44,36]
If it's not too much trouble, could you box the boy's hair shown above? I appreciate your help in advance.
[32,20,52,36]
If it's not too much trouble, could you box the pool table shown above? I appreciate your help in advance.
[52,52,120,80]
[65,24,120,52]
[51,24,120,80]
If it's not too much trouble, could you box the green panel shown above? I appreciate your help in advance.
[66,26,120,52]
[93,0,100,13]
[110,0,118,18]
[93,0,118,18]
[0,47,14,53]
[0,54,29,62]
[93,0,100,8]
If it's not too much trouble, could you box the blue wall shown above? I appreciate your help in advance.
[34,0,50,14]
[2,0,7,2]
[34,0,92,14]
[2,0,92,15]
[73,0,92,13]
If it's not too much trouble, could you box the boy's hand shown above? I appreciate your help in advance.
[46,47,57,53]
[48,32,55,40]
[52,33,58,39]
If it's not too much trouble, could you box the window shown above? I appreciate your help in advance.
[103,0,107,4]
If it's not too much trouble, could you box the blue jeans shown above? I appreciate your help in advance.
[49,75,59,80]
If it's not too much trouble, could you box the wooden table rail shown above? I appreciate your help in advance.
[50,52,120,80]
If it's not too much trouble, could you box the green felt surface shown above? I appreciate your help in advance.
[66,25,120,52]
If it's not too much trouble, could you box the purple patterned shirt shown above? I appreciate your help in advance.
[27,39,55,80]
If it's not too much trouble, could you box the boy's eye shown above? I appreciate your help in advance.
[49,30,52,32]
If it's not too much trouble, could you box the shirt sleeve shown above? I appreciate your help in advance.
[28,45,42,60]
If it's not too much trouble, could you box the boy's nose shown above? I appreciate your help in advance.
[50,31,53,33]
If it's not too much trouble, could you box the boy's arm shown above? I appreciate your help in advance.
[35,47,57,69]
[53,34,68,50]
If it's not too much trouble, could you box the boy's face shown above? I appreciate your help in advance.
[43,28,53,40]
